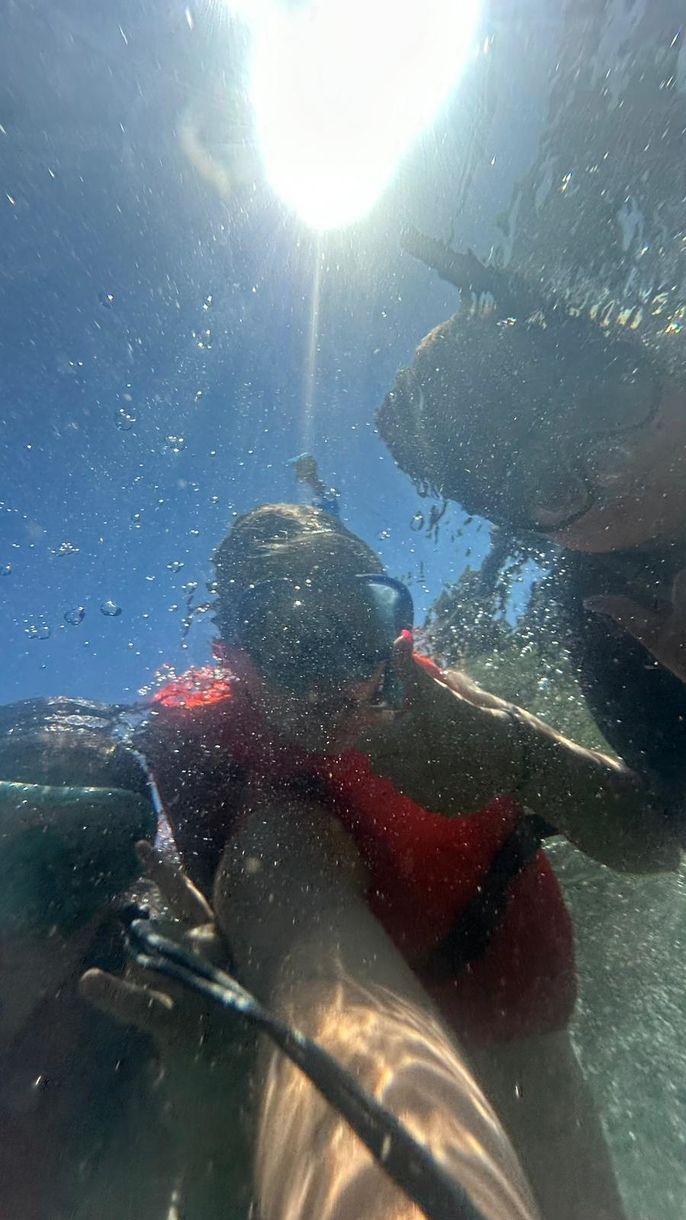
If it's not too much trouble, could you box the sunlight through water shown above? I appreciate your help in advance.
[226,0,481,229]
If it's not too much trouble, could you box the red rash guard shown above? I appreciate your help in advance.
[139,657,576,1045]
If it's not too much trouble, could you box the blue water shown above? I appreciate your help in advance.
[2,3,686,1219]
[0,0,555,706]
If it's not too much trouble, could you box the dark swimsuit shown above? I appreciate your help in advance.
[565,546,686,792]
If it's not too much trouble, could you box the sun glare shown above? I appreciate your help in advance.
[229,0,481,230]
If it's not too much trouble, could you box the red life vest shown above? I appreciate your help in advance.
[141,657,576,1044]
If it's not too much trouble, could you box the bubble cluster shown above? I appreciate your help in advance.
[115,408,136,431]
[53,540,80,557]
[25,624,51,640]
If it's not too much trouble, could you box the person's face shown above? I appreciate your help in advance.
[403,318,686,553]
[549,379,686,552]
[240,578,399,754]
[257,662,390,753]
[473,340,674,548]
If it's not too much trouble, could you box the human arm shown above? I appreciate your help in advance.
[219,798,540,1220]
[361,639,680,873]
[83,802,540,1220]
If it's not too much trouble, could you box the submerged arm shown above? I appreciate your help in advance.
[362,650,680,873]
[219,799,540,1220]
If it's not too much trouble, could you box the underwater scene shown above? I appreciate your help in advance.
[1,1,685,1217]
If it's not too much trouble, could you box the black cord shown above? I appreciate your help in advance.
[127,921,488,1220]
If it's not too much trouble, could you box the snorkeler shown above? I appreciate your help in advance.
[2,503,677,1217]
[378,226,686,802]
[0,503,678,1218]
[0,616,539,1220]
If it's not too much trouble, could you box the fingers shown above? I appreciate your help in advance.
[186,921,230,966]
[390,632,425,705]
[585,594,686,683]
[80,966,176,1035]
[390,630,414,675]
[136,840,213,927]
[584,594,664,647]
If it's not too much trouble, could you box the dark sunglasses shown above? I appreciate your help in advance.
[234,574,414,698]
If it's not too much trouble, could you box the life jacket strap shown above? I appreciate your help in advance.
[425,817,544,982]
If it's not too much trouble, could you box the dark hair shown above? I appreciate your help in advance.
[212,503,383,641]
[377,308,658,531]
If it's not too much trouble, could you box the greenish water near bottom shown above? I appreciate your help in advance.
[550,842,686,1220]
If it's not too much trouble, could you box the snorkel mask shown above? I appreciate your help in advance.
[233,574,414,707]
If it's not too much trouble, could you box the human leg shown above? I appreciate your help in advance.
[468,1029,626,1220]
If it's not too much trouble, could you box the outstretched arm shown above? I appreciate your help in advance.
[361,641,680,873]
[220,799,540,1220]
[83,803,540,1220]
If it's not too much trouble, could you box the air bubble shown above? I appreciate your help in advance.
[25,623,51,640]
[64,607,86,626]
[100,600,122,617]
[115,408,136,431]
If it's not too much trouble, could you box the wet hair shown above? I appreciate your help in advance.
[212,503,383,641]
[377,307,658,531]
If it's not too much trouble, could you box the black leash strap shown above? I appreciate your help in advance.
[427,818,544,983]
[128,921,488,1220]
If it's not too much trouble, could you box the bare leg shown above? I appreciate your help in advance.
[468,1030,627,1220]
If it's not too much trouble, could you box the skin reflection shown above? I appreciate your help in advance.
[254,975,539,1220]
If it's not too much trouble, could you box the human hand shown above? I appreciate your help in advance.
[81,840,230,1053]
[585,567,686,685]
[81,844,254,1217]
[388,629,435,708]
[80,843,251,1139]
[389,630,497,718]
